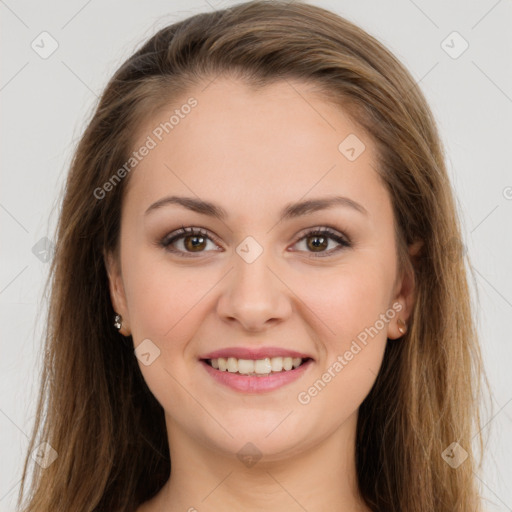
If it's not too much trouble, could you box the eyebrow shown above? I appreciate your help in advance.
[144,195,368,220]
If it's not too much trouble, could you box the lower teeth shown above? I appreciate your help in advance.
[216,368,300,376]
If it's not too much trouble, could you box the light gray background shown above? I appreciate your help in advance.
[1,0,511,510]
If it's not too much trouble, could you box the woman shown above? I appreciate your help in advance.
[18,1,488,510]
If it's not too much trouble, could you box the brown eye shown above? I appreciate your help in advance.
[306,234,329,252]
[292,227,351,257]
[160,227,220,257]
[183,234,207,252]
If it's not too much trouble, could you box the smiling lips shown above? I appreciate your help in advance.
[199,347,314,392]
[200,346,313,376]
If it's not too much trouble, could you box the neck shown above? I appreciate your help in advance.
[142,411,370,512]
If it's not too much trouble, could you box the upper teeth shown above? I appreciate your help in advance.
[210,356,303,375]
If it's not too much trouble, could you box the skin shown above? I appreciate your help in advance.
[105,76,417,512]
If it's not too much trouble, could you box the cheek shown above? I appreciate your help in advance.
[292,258,393,407]
[121,246,209,344]
[123,241,209,326]
[294,262,392,414]
[120,250,210,411]
[296,257,394,345]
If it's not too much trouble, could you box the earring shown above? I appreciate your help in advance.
[397,318,407,335]
[114,314,122,330]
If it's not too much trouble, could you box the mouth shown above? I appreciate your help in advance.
[199,356,314,393]
[201,356,313,376]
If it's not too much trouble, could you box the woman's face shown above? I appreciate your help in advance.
[106,77,413,462]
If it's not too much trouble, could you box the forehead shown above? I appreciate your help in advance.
[123,77,388,221]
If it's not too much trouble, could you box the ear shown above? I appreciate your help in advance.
[388,240,423,340]
[104,249,131,336]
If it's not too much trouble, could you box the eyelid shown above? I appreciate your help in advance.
[294,225,350,244]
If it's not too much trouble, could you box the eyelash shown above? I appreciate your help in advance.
[159,225,351,258]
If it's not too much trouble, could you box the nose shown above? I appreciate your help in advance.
[216,250,293,332]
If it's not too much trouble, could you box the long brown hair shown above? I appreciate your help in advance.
[18,1,489,510]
